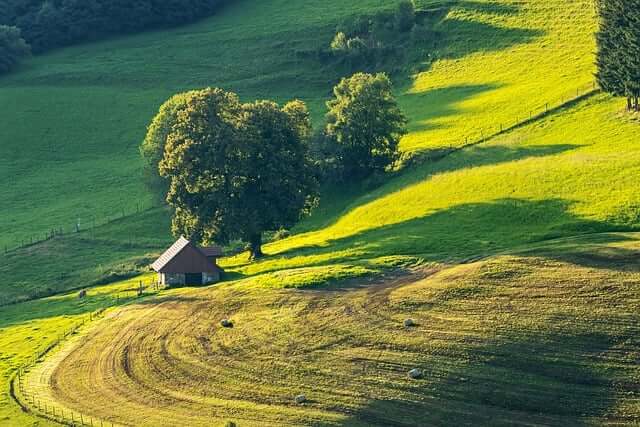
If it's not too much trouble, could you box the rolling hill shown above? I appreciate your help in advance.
[1,0,640,425]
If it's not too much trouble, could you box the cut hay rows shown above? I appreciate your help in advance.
[22,239,640,426]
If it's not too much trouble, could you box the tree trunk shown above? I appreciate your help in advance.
[248,234,264,261]
[635,97,639,112]
[627,97,633,111]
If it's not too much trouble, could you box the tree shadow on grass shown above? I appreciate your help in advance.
[288,142,581,249]
[519,235,640,273]
[405,1,544,76]
[335,331,625,426]
[253,197,625,282]
[401,83,503,133]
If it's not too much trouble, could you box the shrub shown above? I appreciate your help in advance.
[272,229,291,241]
[0,25,30,74]
[330,32,348,52]
[336,15,370,37]
[395,1,416,32]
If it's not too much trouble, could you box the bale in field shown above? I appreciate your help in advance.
[78,290,87,299]
[404,318,415,327]
[220,319,234,328]
[294,394,306,404]
[408,368,423,379]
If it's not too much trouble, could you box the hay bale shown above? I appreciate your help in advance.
[220,319,234,328]
[408,368,423,379]
[294,394,306,404]
[403,318,415,327]
[78,290,87,299]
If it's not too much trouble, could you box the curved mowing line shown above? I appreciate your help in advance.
[13,309,124,427]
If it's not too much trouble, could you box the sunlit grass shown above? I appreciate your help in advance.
[0,274,157,425]
[224,94,640,278]
[18,236,640,425]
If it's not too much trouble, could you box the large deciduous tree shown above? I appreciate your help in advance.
[140,91,198,202]
[325,72,407,179]
[0,25,30,74]
[596,0,640,111]
[157,88,317,260]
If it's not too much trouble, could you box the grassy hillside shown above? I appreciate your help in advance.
[0,0,396,251]
[0,275,159,426]
[0,0,596,253]
[19,235,640,426]
[223,93,640,278]
[4,0,640,424]
[0,208,171,305]
[401,0,597,152]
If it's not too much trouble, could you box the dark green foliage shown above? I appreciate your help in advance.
[141,91,199,203]
[596,0,640,110]
[395,1,416,33]
[326,1,429,72]
[324,73,407,180]
[0,0,231,53]
[0,25,30,73]
[158,89,318,259]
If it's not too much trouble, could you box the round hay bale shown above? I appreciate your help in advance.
[404,318,415,327]
[408,368,423,379]
[220,319,234,328]
[294,394,306,404]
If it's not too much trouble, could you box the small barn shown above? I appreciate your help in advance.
[151,236,223,286]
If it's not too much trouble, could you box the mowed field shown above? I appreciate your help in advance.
[21,236,640,426]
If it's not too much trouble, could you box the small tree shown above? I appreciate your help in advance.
[395,0,416,33]
[159,88,317,260]
[0,25,30,74]
[330,32,348,52]
[325,72,407,179]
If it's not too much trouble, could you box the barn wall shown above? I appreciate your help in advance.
[162,273,186,286]
[162,244,221,274]
[203,271,220,284]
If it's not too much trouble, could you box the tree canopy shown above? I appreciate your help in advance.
[140,91,199,202]
[596,0,640,110]
[157,88,317,259]
[324,72,407,179]
[0,25,30,74]
[0,0,231,53]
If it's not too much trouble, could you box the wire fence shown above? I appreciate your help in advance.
[12,310,113,427]
[11,278,165,427]
[404,81,600,165]
[2,200,162,256]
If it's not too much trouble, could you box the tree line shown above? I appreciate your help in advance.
[0,0,231,54]
[141,73,407,259]
[596,0,640,111]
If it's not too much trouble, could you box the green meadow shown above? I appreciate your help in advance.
[1,0,595,251]
[2,0,640,424]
